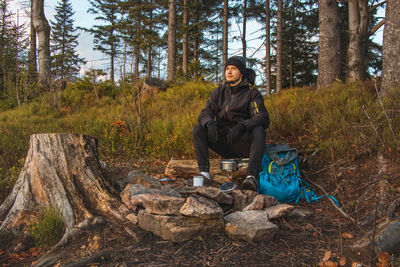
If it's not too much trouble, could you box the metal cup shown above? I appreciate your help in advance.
[193,175,204,186]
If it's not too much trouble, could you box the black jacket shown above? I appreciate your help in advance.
[198,79,270,130]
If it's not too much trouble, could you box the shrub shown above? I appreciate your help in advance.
[29,206,65,248]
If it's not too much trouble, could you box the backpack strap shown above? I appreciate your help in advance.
[298,179,340,207]
[268,161,296,173]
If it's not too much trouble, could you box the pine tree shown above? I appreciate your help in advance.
[85,0,120,83]
[50,0,85,81]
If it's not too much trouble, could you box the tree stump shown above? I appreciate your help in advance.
[0,133,122,232]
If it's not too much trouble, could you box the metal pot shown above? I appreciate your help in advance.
[220,159,239,172]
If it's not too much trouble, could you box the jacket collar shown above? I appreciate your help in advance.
[226,78,249,94]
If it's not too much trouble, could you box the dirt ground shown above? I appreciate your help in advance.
[0,154,399,266]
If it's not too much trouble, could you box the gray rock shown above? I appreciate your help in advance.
[375,217,400,256]
[137,210,224,242]
[243,190,258,203]
[262,195,278,208]
[180,196,224,219]
[352,217,400,257]
[141,193,186,216]
[264,204,294,219]
[224,210,278,242]
[231,190,248,211]
[120,184,156,210]
[196,187,233,205]
[243,195,265,211]
[289,208,313,220]
[118,170,161,190]
[126,213,138,224]
[161,185,182,198]
[118,204,130,217]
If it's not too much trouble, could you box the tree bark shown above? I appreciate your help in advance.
[242,0,247,58]
[382,0,400,94]
[317,0,341,90]
[347,0,368,82]
[182,0,188,76]
[223,0,228,80]
[167,0,176,82]
[265,0,270,95]
[31,0,51,89]
[0,133,122,232]
[28,1,37,84]
[276,0,283,93]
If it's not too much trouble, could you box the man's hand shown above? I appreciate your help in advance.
[227,123,246,144]
[207,121,219,143]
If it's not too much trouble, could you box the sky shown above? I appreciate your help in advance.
[9,0,385,83]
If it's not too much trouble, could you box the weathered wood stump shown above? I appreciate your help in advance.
[0,133,122,232]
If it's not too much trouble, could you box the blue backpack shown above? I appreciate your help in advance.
[258,144,339,206]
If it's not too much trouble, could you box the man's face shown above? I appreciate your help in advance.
[225,65,242,85]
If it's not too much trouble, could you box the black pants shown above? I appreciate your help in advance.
[192,124,266,180]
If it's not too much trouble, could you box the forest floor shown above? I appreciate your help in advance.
[1,154,399,267]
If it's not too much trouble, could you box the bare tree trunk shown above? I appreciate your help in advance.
[382,0,400,95]
[28,0,37,84]
[317,0,341,90]
[123,41,127,80]
[134,9,141,82]
[242,0,247,58]
[276,0,282,93]
[147,6,153,77]
[265,0,271,95]
[31,0,50,89]
[110,44,115,83]
[1,0,7,98]
[182,0,188,76]
[134,45,140,81]
[167,0,176,82]
[223,0,228,81]
[15,11,20,107]
[0,133,122,232]
[347,0,368,82]
[193,9,199,79]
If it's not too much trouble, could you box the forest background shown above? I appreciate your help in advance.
[0,0,400,229]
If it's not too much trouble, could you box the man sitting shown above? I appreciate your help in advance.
[192,56,270,191]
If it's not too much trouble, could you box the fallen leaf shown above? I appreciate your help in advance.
[342,232,354,239]
[323,251,332,262]
[377,252,389,267]
[339,256,346,266]
[319,260,338,267]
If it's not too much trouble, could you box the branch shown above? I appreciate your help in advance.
[369,1,386,13]
[303,174,366,234]
[374,81,400,152]
[369,19,385,37]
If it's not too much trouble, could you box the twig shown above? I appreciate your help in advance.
[369,196,380,266]
[124,226,139,242]
[362,104,388,152]
[310,159,346,175]
[303,175,366,234]
[339,224,343,255]
[61,249,112,267]
[374,80,400,152]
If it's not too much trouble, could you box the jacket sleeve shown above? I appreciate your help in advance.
[198,86,221,127]
[241,90,270,130]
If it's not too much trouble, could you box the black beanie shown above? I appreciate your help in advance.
[225,56,246,75]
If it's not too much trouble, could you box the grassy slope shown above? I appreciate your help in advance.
[1,80,399,201]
